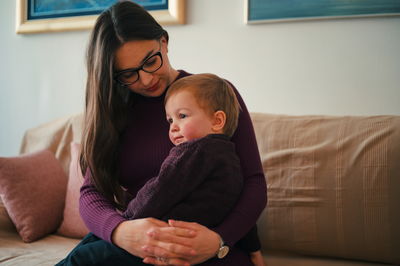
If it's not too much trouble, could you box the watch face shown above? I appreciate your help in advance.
[217,246,230,259]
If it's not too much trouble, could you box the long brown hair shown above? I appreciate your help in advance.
[80,1,168,210]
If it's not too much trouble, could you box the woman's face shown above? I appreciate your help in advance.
[114,37,178,97]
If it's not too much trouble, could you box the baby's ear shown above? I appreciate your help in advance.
[212,110,226,133]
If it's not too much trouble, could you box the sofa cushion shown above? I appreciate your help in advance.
[56,142,89,238]
[0,227,80,265]
[251,113,400,265]
[0,150,67,242]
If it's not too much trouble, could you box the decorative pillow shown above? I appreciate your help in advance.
[0,198,15,231]
[251,113,400,265]
[0,150,67,242]
[57,142,89,238]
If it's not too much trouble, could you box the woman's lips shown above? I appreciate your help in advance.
[146,81,159,92]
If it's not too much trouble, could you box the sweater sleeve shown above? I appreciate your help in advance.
[212,83,267,247]
[122,143,209,220]
[79,170,126,243]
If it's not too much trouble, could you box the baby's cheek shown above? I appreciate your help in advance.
[168,131,174,143]
[181,124,198,140]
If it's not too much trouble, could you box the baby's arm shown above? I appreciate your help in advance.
[123,144,209,220]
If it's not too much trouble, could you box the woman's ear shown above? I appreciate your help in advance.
[212,111,226,133]
[160,36,168,52]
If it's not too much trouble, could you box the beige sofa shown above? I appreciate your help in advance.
[0,113,399,266]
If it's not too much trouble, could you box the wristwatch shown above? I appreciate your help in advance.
[216,236,229,259]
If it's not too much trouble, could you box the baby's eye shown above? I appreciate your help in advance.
[179,113,187,119]
[167,118,173,124]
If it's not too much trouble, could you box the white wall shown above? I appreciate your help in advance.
[1,0,399,156]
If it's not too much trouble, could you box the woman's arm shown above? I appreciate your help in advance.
[79,171,127,243]
[212,84,267,246]
[79,170,197,265]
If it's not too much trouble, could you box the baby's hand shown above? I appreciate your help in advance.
[250,250,267,266]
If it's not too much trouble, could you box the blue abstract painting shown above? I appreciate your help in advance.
[28,0,168,20]
[248,0,400,22]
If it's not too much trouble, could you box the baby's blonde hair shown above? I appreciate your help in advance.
[165,73,240,137]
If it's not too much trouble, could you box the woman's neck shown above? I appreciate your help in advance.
[169,68,180,84]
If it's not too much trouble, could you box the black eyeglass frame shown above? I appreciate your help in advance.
[113,51,164,86]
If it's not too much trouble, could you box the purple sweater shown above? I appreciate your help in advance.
[123,134,243,228]
[79,70,267,248]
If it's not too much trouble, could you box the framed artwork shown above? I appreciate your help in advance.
[245,0,400,24]
[16,0,185,34]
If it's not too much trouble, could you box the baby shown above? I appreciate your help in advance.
[123,73,265,265]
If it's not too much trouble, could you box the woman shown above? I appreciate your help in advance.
[60,1,267,265]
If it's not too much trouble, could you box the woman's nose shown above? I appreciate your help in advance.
[139,70,153,86]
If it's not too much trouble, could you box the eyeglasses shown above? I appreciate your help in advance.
[114,51,163,86]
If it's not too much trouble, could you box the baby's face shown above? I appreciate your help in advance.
[165,90,215,146]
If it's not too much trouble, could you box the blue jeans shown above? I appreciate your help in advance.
[56,233,146,266]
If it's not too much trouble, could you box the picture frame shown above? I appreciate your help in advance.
[16,0,185,34]
[245,0,400,24]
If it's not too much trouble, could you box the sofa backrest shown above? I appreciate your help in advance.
[20,113,83,175]
[251,113,400,265]
[19,112,400,264]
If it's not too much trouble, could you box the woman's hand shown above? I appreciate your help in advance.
[112,218,166,258]
[112,218,197,265]
[143,220,220,265]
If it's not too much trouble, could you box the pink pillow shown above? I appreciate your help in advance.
[57,142,89,238]
[0,199,15,231]
[0,150,67,242]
